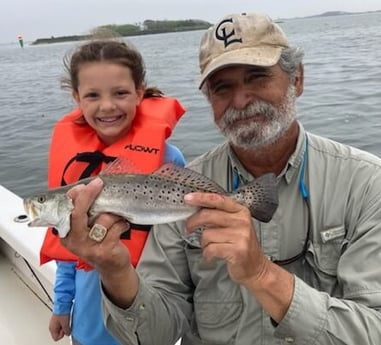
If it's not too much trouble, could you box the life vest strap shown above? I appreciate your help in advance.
[120,224,152,239]
[61,151,116,186]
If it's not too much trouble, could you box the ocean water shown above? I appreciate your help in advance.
[0,12,380,198]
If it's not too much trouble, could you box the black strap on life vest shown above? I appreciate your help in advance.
[52,150,151,236]
[60,151,116,186]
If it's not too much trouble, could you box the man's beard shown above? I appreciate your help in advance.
[215,86,297,151]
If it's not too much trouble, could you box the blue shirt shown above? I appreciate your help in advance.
[53,143,185,345]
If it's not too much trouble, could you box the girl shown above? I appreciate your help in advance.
[40,39,186,345]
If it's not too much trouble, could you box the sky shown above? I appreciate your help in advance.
[1,0,380,44]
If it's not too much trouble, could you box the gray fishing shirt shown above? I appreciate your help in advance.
[102,123,381,344]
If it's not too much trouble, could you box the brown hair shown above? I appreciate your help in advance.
[61,39,163,98]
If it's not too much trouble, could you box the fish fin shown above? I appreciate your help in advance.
[100,157,144,176]
[233,173,279,223]
[152,163,226,193]
[55,214,72,238]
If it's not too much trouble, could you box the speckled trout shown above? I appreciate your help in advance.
[23,161,278,238]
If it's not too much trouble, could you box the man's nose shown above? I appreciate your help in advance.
[232,86,255,110]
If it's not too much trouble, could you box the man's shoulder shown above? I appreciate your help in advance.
[186,142,229,173]
[307,132,381,168]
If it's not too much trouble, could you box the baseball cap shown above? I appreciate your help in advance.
[198,12,290,88]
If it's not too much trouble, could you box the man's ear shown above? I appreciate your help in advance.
[294,64,304,97]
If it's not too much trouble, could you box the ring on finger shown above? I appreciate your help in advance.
[88,223,108,242]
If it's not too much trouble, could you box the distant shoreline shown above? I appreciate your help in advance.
[31,19,211,45]
[285,9,381,20]
[31,27,207,45]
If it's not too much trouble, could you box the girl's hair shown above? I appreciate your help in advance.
[61,39,163,98]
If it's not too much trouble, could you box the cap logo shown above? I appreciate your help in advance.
[215,18,243,48]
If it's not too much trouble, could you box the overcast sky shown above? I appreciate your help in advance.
[1,0,380,44]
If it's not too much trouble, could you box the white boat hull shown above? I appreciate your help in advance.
[0,185,70,344]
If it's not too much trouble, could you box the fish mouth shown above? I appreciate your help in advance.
[23,200,41,226]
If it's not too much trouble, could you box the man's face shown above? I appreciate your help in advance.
[207,65,303,150]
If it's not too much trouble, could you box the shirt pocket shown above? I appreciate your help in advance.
[304,225,347,294]
[192,299,242,344]
[184,243,242,344]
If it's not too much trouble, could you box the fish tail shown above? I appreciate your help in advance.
[231,173,278,223]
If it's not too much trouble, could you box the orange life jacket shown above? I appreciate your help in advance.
[40,96,185,270]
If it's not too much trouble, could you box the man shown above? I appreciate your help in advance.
[63,12,381,344]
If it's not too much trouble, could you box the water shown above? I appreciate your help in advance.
[1,12,380,198]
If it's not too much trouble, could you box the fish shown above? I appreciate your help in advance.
[23,160,279,238]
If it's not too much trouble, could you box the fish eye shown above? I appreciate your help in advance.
[37,195,46,203]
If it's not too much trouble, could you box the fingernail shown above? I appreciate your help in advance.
[184,193,193,201]
[91,177,104,187]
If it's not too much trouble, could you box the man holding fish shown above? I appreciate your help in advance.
[26,12,381,344]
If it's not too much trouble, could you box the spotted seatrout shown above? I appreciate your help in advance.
[23,161,278,237]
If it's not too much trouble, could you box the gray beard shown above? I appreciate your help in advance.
[216,86,297,151]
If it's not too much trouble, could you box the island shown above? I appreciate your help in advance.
[290,9,381,19]
[31,19,212,45]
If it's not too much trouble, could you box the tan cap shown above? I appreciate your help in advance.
[198,12,290,88]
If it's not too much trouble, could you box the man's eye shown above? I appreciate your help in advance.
[246,71,271,84]
[211,84,230,95]
[247,73,266,82]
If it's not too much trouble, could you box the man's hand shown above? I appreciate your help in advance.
[184,192,269,286]
[60,178,131,274]
[184,192,294,323]
[60,177,140,309]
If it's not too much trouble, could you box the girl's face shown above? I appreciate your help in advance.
[73,62,144,145]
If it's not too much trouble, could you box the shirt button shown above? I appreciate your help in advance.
[285,336,295,343]
[126,316,134,321]
[139,304,146,310]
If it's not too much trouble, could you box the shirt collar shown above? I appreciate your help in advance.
[284,122,306,184]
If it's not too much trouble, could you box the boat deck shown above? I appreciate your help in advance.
[0,250,70,345]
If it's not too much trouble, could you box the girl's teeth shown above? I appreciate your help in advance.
[100,116,118,122]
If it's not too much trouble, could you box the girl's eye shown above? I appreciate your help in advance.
[84,92,98,99]
[115,90,129,96]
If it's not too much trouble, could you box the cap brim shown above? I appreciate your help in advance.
[198,46,283,89]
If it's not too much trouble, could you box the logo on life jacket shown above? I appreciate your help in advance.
[124,144,160,154]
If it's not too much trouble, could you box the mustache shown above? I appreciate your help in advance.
[220,101,277,127]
